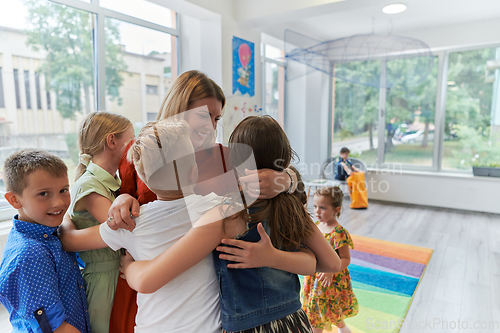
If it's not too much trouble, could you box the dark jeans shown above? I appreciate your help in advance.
[335,163,349,181]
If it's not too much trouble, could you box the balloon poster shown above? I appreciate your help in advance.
[232,36,255,97]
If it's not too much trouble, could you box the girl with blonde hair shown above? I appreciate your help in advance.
[64,111,134,333]
[301,186,359,333]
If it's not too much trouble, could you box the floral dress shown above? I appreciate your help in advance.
[301,224,359,330]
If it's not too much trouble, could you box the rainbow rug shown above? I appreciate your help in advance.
[302,235,433,333]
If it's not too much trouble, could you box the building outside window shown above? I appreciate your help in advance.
[0,0,179,219]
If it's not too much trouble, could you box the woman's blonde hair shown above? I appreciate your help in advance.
[156,70,225,120]
[314,186,344,218]
[76,111,132,181]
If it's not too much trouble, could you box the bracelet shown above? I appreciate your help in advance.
[284,169,294,194]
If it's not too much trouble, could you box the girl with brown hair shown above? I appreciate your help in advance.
[118,116,341,333]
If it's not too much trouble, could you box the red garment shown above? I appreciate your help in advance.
[109,141,233,333]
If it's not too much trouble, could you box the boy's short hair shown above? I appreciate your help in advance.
[127,119,196,192]
[4,149,68,195]
[340,147,350,154]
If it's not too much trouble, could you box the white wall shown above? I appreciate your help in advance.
[365,171,500,214]
[401,18,500,50]
[177,0,263,143]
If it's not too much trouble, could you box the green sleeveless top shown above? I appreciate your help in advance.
[69,162,121,333]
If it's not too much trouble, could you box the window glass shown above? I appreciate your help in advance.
[0,67,5,108]
[443,47,500,170]
[384,56,438,166]
[264,62,285,126]
[0,0,95,186]
[146,85,158,95]
[100,0,176,28]
[24,70,31,109]
[35,72,42,109]
[105,18,177,130]
[332,61,379,166]
[14,69,21,109]
[265,45,285,61]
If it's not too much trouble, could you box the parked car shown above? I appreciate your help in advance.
[394,124,409,141]
[401,130,434,143]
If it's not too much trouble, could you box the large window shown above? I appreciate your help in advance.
[330,46,500,173]
[0,0,179,217]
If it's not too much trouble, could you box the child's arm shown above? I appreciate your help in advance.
[53,322,81,333]
[301,220,341,273]
[59,192,113,252]
[216,223,316,275]
[340,161,352,175]
[76,192,112,223]
[120,208,230,294]
[217,219,340,274]
[6,256,84,333]
[337,243,351,270]
[60,221,107,252]
[317,245,351,287]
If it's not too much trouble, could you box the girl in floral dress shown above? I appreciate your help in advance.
[301,186,359,333]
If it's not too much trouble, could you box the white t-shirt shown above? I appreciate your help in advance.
[99,193,222,333]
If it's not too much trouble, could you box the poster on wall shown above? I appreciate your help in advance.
[232,36,255,97]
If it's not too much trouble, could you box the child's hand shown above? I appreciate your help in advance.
[216,223,276,268]
[119,250,135,280]
[317,272,335,288]
[238,168,291,199]
[108,194,140,232]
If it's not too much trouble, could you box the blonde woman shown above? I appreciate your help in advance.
[63,112,134,333]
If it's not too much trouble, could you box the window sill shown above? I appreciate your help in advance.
[366,168,500,182]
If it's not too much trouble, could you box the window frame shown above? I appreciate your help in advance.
[49,0,180,111]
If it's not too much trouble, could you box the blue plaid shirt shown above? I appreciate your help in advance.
[0,216,90,333]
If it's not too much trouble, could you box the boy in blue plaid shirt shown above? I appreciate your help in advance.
[0,149,90,333]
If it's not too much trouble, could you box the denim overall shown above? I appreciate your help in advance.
[212,219,302,332]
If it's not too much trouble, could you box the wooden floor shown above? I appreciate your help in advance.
[1,200,499,332]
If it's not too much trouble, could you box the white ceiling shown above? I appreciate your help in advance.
[238,0,500,43]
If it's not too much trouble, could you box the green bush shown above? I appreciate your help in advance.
[453,125,500,168]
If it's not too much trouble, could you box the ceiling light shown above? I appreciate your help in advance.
[383,4,407,14]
